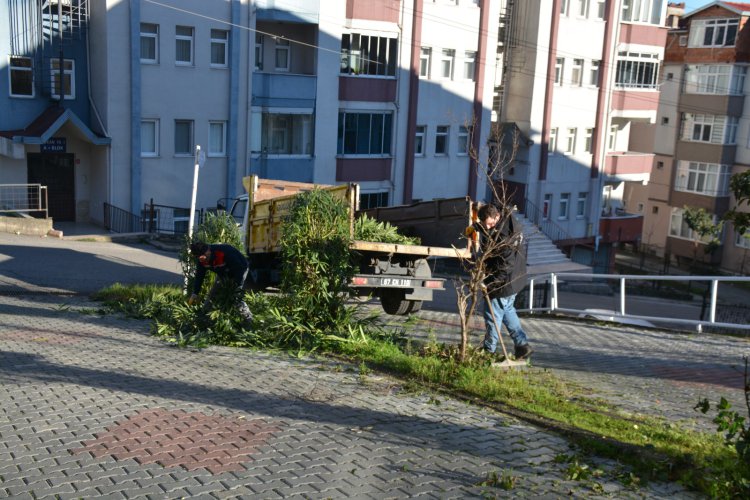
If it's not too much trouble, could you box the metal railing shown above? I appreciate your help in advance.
[523,272,750,332]
[0,184,48,218]
[521,197,576,245]
[104,202,146,233]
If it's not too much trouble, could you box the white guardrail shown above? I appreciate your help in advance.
[523,273,750,332]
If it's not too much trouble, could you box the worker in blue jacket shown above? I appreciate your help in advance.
[188,241,254,324]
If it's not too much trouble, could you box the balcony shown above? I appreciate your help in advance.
[255,0,319,23]
[610,90,658,122]
[251,73,316,108]
[604,152,654,182]
[599,213,643,244]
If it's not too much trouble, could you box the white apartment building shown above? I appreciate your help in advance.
[78,0,500,230]
[497,0,667,271]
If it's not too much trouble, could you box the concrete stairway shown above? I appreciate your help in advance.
[516,214,592,276]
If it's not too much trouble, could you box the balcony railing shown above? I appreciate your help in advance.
[604,151,654,179]
[599,213,643,243]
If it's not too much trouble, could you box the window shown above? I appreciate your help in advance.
[274,38,290,71]
[208,121,227,156]
[674,161,730,196]
[685,65,746,95]
[589,60,600,86]
[571,59,583,85]
[440,49,455,79]
[337,111,393,155]
[360,192,389,210]
[577,0,589,17]
[652,206,659,214]
[435,125,449,155]
[560,0,570,15]
[175,26,194,65]
[549,127,558,154]
[565,127,577,154]
[543,194,552,220]
[50,59,74,99]
[140,23,159,63]
[576,192,587,218]
[656,161,664,169]
[608,125,617,150]
[670,207,718,242]
[255,113,313,155]
[622,0,663,24]
[415,125,426,156]
[255,34,264,70]
[463,51,476,80]
[681,114,739,144]
[559,193,570,220]
[689,18,739,48]
[141,119,159,157]
[420,47,431,78]
[340,33,398,76]
[615,51,659,89]
[174,120,194,155]
[9,56,33,97]
[736,230,750,249]
[555,58,564,85]
[595,0,606,19]
[583,128,593,153]
[661,116,669,125]
[457,126,470,155]
[557,193,570,219]
[210,29,228,67]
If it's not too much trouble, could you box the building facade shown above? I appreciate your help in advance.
[0,0,110,223]
[642,1,750,274]
[496,0,668,271]
[2,0,499,230]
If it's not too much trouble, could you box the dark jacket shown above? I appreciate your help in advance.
[480,214,527,299]
[193,244,248,295]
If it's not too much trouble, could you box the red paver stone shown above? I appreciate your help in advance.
[651,365,744,390]
[71,408,283,474]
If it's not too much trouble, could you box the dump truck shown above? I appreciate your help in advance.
[231,175,470,315]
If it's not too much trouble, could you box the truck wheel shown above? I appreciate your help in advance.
[381,290,410,315]
[407,300,423,314]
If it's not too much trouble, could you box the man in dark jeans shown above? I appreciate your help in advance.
[188,241,254,324]
[475,204,533,360]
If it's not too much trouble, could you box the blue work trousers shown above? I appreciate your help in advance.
[482,293,528,353]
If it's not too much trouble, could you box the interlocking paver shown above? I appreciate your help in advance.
[0,251,742,500]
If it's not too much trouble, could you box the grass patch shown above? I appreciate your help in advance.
[93,283,749,498]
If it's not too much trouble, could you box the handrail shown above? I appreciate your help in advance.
[521,197,575,243]
[0,184,48,219]
[523,272,750,332]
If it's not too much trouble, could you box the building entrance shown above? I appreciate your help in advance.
[27,153,75,222]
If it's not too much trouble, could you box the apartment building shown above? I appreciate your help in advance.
[249,0,498,208]
[496,0,668,271]
[643,1,750,274]
[2,0,499,231]
[0,0,110,223]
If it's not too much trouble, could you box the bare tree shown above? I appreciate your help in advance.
[452,121,522,362]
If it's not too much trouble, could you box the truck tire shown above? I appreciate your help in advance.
[380,290,411,315]
[407,300,423,313]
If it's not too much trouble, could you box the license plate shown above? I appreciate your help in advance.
[380,278,412,287]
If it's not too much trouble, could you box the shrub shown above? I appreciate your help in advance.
[354,214,420,245]
[276,188,372,352]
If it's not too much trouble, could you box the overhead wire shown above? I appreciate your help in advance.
[140,0,750,150]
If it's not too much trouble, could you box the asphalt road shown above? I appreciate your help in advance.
[0,233,183,294]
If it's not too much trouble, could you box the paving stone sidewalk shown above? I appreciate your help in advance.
[0,293,720,499]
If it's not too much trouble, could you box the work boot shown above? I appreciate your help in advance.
[514,344,534,360]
